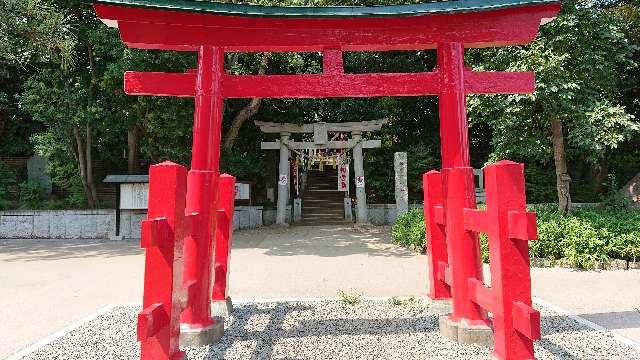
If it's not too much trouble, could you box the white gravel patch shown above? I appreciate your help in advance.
[16,299,640,360]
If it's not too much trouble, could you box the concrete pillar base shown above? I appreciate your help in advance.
[180,319,224,347]
[171,352,186,360]
[212,298,233,318]
[438,315,493,346]
[428,299,452,316]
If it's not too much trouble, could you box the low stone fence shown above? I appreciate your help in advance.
[0,206,269,240]
[367,204,423,225]
[0,210,115,239]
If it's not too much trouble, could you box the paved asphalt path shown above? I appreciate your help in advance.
[1,225,639,358]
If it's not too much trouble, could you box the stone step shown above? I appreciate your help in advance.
[302,213,345,218]
[298,220,352,226]
[303,206,344,211]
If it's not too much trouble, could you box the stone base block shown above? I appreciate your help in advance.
[439,315,459,341]
[428,299,452,316]
[171,351,186,360]
[438,315,493,346]
[180,319,224,347]
[212,298,233,318]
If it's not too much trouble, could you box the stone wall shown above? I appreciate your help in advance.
[366,204,423,225]
[119,209,146,240]
[234,206,264,230]
[0,210,115,239]
[0,206,269,240]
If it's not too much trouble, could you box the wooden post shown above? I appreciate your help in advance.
[138,161,188,360]
[181,45,223,345]
[437,42,491,342]
[212,174,235,317]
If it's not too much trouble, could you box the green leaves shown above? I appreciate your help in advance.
[468,2,638,163]
[391,208,425,250]
[392,203,640,269]
[0,0,76,69]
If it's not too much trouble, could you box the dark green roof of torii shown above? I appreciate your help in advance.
[94,0,559,18]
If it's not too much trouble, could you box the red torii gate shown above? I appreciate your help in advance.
[93,0,560,359]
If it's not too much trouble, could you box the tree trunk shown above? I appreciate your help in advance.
[86,122,98,207]
[73,126,94,208]
[222,52,271,150]
[83,44,99,208]
[551,119,571,212]
[127,125,139,174]
[590,158,608,195]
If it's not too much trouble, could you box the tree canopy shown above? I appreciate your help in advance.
[1,0,639,210]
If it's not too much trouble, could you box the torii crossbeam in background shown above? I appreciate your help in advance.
[93,0,560,359]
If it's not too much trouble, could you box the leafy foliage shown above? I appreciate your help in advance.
[393,204,640,268]
[2,0,640,210]
[18,181,48,209]
[391,208,425,250]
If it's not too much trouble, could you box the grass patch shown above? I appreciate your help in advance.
[339,290,361,305]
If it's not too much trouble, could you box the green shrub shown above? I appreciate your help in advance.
[530,206,640,267]
[18,181,48,209]
[0,161,17,203]
[391,208,425,250]
[391,203,640,268]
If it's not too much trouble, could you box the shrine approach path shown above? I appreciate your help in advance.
[1,224,640,358]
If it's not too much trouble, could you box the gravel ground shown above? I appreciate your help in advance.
[17,299,640,360]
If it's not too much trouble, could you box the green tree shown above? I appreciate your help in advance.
[468,1,638,212]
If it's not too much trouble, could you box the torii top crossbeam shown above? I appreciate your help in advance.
[95,0,559,52]
[95,0,560,100]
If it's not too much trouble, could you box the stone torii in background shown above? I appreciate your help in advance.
[257,120,387,225]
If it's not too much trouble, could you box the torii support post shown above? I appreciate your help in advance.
[138,162,188,360]
[464,161,540,360]
[180,46,224,346]
[212,174,236,317]
[436,42,492,343]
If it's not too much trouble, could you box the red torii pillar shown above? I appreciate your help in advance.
[436,42,492,342]
[179,46,225,345]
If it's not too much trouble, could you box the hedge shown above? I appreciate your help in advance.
[391,205,640,268]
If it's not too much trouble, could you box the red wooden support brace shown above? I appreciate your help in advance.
[423,171,451,300]
[483,160,539,360]
[444,167,488,325]
[212,174,236,302]
[138,161,188,360]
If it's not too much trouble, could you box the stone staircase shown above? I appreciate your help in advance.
[301,169,350,225]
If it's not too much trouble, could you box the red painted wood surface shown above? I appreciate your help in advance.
[138,161,188,360]
[444,166,488,326]
[212,174,236,301]
[484,160,539,360]
[423,170,451,300]
[181,46,224,330]
[94,3,560,52]
[123,70,534,98]
[462,160,540,360]
[437,41,488,328]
